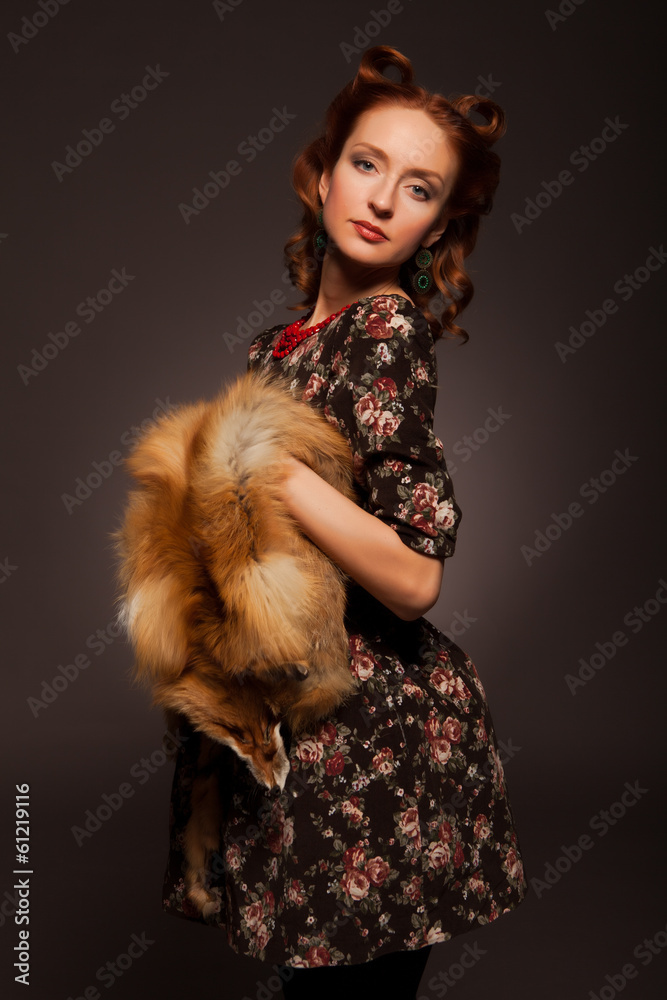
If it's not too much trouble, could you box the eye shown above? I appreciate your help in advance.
[227,726,248,744]
[353,158,376,173]
[264,724,272,743]
[409,183,431,200]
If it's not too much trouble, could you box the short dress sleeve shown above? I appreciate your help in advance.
[326,295,462,559]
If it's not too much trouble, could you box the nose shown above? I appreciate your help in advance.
[368,180,395,218]
[271,784,282,795]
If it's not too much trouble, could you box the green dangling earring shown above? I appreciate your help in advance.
[313,208,328,255]
[412,246,433,293]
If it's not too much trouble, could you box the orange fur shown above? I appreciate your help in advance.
[114,368,360,795]
[181,735,227,918]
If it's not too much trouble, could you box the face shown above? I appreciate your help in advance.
[318,105,459,275]
[222,717,290,791]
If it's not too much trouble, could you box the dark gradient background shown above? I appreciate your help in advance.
[1,1,665,997]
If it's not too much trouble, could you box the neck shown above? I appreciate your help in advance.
[307,249,410,327]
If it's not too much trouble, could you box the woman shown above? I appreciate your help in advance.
[162,45,528,998]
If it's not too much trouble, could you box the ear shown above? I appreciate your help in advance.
[318,167,331,205]
[422,214,448,249]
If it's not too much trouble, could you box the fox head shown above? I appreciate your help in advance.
[155,667,290,792]
[219,717,290,792]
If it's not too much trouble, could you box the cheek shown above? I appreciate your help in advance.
[322,181,354,233]
[325,163,370,211]
[398,214,432,247]
[413,209,443,243]
[325,173,353,211]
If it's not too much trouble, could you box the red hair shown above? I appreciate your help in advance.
[284,45,507,343]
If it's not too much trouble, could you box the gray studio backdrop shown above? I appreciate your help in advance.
[2,1,665,998]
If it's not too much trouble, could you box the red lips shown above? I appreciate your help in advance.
[351,220,388,241]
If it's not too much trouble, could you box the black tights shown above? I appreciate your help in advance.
[278,945,432,1000]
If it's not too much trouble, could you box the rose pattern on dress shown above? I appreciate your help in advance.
[162,295,528,967]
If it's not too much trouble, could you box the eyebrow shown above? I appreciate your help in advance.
[349,142,445,187]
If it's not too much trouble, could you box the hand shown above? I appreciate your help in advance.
[275,455,307,504]
[282,455,304,473]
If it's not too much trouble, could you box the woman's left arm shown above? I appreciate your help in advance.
[277,455,444,622]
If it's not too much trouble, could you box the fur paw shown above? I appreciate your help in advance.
[186,883,221,918]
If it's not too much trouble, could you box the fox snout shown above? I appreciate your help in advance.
[224,720,290,793]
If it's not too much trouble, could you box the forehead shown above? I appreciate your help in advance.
[343,105,457,187]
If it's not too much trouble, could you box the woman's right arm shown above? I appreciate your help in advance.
[277,455,444,621]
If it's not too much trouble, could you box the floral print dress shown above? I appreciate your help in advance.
[162,293,528,967]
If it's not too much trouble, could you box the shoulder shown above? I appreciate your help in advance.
[341,295,437,382]
[345,294,433,350]
[247,321,287,371]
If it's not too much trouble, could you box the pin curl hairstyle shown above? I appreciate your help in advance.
[284,45,507,343]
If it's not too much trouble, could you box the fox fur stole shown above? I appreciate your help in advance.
[114,367,360,794]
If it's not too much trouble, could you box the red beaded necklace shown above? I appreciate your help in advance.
[272,302,353,358]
